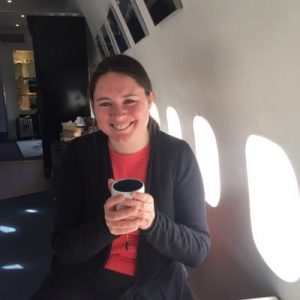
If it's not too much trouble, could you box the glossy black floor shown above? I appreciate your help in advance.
[0,142,54,300]
[0,191,54,300]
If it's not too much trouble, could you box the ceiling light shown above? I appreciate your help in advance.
[15,24,20,27]
[21,14,25,18]
[7,0,13,3]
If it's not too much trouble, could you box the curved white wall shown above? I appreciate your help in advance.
[77,1,300,299]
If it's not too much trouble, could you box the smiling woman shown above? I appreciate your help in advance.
[92,71,153,154]
[89,55,155,155]
[31,55,210,300]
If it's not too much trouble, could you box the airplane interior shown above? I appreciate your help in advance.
[0,0,300,299]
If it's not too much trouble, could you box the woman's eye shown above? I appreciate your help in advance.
[99,102,111,107]
[124,99,136,105]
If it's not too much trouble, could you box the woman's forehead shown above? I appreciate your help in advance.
[95,72,143,94]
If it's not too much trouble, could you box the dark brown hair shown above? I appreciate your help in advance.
[89,54,153,101]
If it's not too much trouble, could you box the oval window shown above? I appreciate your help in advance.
[193,116,221,207]
[246,135,300,282]
[166,106,182,139]
[150,102,160,125]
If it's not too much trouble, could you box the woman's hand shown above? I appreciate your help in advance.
[104,179,155,235]
[104,194,141,235]
[132,191,155,230]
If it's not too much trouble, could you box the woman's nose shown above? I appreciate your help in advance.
[110,104,126,118]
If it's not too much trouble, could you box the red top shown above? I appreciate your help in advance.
[104,144,150,276]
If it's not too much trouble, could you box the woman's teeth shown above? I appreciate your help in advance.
[113,123,131,130]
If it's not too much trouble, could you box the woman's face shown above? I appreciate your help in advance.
[93,72,153,153]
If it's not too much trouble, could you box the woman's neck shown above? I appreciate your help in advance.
[109,132,150,154]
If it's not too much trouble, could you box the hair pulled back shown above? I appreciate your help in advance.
[89,55,153,102]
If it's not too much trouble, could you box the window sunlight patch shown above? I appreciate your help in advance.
[166,106,182,139]
[2,264,24,270]
[0,225,16,233]
[25,209,38,213]
[193,116,220,207]
[246,135,300,282]
[150,103,160,125]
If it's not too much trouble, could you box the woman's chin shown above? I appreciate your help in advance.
[110,132,134,145]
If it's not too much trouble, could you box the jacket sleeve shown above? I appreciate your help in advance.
[142,141,211,267]
[52,140,115,266]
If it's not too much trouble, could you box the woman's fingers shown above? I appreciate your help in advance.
[131,192,155,230]
[106,217,140,235]
[104,192,156,233]
[104,195,141,234]
[107,178,114,192]
[106,205,138,221]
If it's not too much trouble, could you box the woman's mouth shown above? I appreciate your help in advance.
[111,122,133,130]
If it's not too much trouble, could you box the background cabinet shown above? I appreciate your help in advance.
[13,51,40,139]
[13,51,37,114]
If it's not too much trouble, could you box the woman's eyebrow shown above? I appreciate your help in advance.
[122,93,138,98]
[94,97,111,102]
